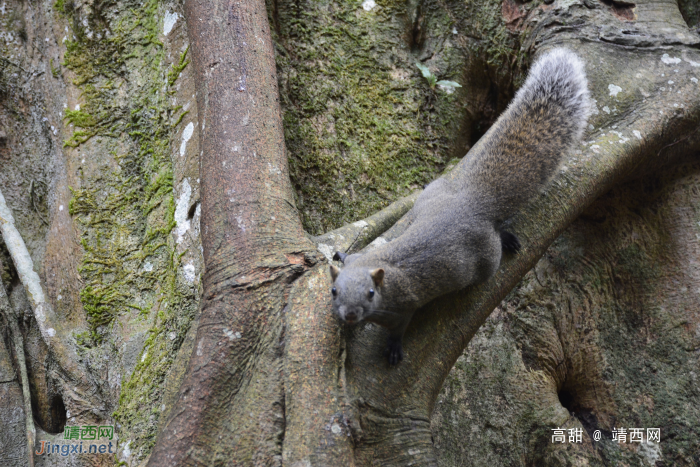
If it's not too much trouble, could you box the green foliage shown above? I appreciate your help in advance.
[50,58,61,78]
[416,62,462,90]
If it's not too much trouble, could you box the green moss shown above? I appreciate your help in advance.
[167,45,190,88]
[50,58,61,78]
[271,0,525,235]
[273,0,467,235]
[58,0,195,460]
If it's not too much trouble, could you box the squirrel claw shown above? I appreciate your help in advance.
[500,230,521,254]
[385,338,404,365]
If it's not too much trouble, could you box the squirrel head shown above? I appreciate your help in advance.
[329,262,384,325]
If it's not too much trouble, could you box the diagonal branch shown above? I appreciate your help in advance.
[335,3,700,463]
[0,188,104,416]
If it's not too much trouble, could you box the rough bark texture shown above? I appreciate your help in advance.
[1,0,699,466]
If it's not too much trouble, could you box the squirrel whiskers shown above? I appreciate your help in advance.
[330,48,591,365]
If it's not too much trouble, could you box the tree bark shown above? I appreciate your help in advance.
[1,0,699,466]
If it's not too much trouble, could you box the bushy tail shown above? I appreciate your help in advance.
[461,48,591,221]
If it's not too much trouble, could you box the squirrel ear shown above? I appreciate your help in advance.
[330,265,341,282]
[370,268,384,287]
[333,251,348,263]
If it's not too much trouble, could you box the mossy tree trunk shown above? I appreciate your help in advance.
[1,0,699,466]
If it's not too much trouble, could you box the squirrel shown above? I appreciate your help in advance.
[329,48,591,365]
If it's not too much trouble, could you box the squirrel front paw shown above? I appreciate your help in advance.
[500,230,521,253]
[385,337,404,365]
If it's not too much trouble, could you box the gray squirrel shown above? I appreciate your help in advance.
[330,48,591,365]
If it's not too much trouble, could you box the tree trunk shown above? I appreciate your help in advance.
[0,0,699,466]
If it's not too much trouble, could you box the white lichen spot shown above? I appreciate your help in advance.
[168,331,176,340]
[267,163,282,175]
[639,442,661,465]
[75,104,80,111]
[684,57,700,67]
[610,131,629,144]
[370,237,388,247]
[183,263,196,283]
[59,204,64,211]
[633,130,642,140]
[661,54,681,65]
[588,124,594,131]
[236,216,246,232]
[668,80,674,85]
[174,179,192,243]
[57,295,62,301]
[122,441,131,459]
[47,328,56,337]
[143,261,153,272]
[224,328,242,340]
[161,404,166,411]
[163,11,180,36]
[141,351,148,363]
[353,220,368,229]
[317,244,334,262]
[196,340,203,356]
[362,0,376,10]
[452,27,458,34]
[331,423,342,435]
[602,106,611,114]
[692,77,698,84]
[590,145,601,154]
[608,84,622,97]
[180,122,194,157]
[408,448,421,456]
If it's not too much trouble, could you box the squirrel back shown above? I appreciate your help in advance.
[331,48,591,365]
[445,48,590,221]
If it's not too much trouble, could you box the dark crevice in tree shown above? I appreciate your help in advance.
[557,388,575,413]
[410,1,425,51]
[599,0,636,21]
[187,200,199,220]
[46,394,68,434]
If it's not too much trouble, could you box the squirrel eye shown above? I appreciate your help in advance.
[369,288,375,299]
[331,287,337,297]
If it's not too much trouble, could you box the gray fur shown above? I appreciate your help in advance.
[330,48,591,365]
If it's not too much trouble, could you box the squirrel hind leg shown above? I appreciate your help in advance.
[500,230,521,253]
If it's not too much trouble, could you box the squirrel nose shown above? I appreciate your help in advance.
[345,310,357,321]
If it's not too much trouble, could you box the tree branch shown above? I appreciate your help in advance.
[0,188,103,416]
[0,280,35,467]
